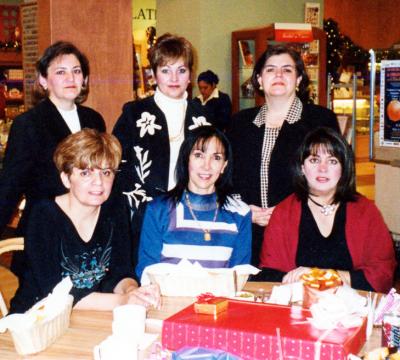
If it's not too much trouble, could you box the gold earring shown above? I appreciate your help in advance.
[296,85,299,92]
[259,85,264,91]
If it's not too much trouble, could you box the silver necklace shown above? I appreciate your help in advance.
[308,196,337,216]
[184,191,219,241]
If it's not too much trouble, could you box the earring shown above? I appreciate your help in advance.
[259,85,264,91]
[296,86,299,92]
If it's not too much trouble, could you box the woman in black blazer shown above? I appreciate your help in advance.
[227,45,340,267]
[193,70,232,132]
[0,41,105,238]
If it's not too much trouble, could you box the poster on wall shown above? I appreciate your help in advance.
[380,60,400,147]
[304,2,320,27]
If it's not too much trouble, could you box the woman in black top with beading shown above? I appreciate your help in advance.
[0,41,105,238]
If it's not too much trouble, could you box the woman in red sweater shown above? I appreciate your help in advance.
[258,127,396,293]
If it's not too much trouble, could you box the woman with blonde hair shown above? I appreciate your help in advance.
[10,129,160,313]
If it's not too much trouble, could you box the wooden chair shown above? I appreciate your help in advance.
[0,237,24,317]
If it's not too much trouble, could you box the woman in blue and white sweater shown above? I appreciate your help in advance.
[136,126,251,281]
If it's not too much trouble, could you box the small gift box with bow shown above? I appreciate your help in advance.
[193,293,228,316]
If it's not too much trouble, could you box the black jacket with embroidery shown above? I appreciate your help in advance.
[112,96,209,243]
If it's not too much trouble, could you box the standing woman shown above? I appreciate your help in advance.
[227,45,339,266]
[0,41,105,237]
[193,70,232,131]
[113,33,210,244]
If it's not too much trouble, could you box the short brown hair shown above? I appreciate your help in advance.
[148,33,194,74]
[54,129,122,176]
[33,41,90,105]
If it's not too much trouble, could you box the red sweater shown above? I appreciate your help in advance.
[260,194,396,293]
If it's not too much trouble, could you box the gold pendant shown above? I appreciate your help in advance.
[204,232,211,241]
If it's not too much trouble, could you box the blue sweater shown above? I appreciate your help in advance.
[136,191,252,281]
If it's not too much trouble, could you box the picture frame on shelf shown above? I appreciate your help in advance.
[304,2,320,27]
[238,40,254,68]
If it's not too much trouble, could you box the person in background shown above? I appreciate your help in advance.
[10,129,160,313]
[0,41,105,238]
[193,70,232,131]
[136,126,251,281]
[113,33,210,258]
[226,45,340,267]
[258,127,396,293]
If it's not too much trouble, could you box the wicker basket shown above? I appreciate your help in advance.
[10,295,73,355]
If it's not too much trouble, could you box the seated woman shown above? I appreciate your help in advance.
[10,129,160,313]
[136,126,251,281]
[258,127,396,293]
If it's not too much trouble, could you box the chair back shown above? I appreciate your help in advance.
[0,237,24,317]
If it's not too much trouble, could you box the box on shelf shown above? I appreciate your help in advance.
[162,300,367,360]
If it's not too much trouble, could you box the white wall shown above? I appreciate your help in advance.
[156,0,324,96]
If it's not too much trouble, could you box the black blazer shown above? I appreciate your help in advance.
[0,98,105,235]
[227,103,340,266]
[193,90,232,131]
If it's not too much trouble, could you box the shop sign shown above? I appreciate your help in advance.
[274,23,313,43]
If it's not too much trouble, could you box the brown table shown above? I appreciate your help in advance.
[0,282,382,359]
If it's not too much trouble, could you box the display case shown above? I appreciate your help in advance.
[328,75,379,159]
[231,24,327,113]
[0,52,24,167]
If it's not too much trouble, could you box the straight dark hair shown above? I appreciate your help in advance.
[293,127,357,203]
[33,41,90,104]
[251,44,311,103]
[168,126,233,206]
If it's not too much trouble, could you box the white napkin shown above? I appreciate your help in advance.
[141,259,260,297]
[0,277,73,333]
[266,282,303,305]
[308,286,368,330]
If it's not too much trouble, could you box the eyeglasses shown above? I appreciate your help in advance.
[76,168,117,182]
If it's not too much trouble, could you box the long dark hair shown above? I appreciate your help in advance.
[168,126,233,206]
[293,127,357,203]
[251,44,310,103]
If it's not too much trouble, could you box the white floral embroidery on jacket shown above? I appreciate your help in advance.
[123,183,153,210]
[188,116,211,130]
[136,112,162,137]
[134,146,151,183]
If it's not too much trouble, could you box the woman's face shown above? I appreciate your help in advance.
[155,57,190,99]
[257,53,301,100]
[61,166,115,208]
[188,137,228,195]
[301,146,342,198]
[198,80,216,101]
[39,54,85,109]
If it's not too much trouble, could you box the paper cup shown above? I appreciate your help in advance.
[94,335,138,360]
[112,304,146,340]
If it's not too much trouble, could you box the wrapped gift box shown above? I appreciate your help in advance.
[194,297,229,316]
[162,300,366,360]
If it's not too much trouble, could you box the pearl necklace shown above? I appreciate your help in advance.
[184,191,219,241]
[308,196,337,216]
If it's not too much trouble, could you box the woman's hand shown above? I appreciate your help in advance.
[282,266,311,284]
[337,270,351,286]
[249,205,275,227]
[126,284,161,309]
